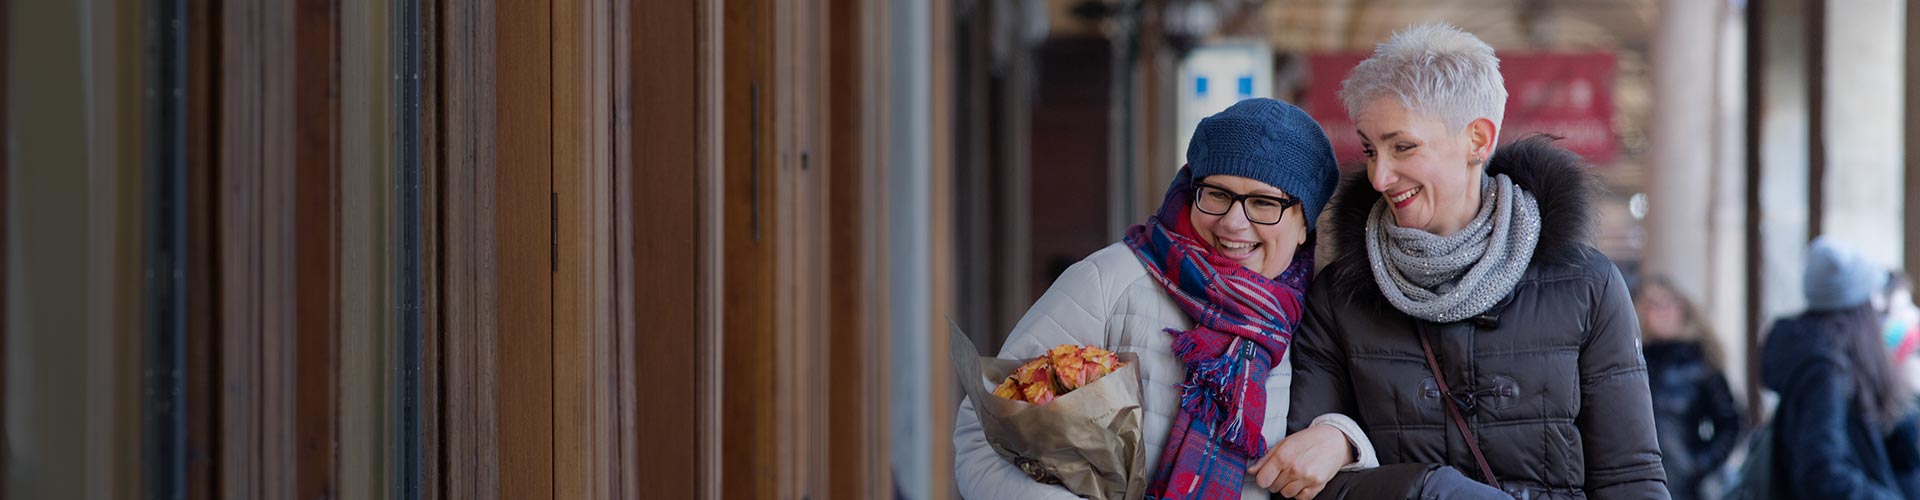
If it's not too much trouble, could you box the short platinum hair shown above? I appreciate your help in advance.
[1339,23,1507,136]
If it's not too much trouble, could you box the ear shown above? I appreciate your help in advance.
[1465,117,1499,162]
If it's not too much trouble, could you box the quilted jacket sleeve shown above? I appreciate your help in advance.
[1579,262,1673,500]
[1287,275,1360,435]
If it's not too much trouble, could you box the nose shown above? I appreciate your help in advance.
[1369,159,1397,193]
[1216,199,1254,231]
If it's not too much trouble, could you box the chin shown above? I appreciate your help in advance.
[1392,212,1427,230]
[1390,200,1434,230]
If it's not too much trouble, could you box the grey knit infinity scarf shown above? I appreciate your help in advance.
[1365,174,1541,323]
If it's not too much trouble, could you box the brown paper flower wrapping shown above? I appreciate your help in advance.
[950,321,1146,500]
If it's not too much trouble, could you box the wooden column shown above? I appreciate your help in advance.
[291,2,343,499]
[217,0,342,496]
[436,0,502,497]
[0,0,8,485]
[928,0,955,497]
[217,0,265,495]
[826,0,892,497]
[629,0,705,497]
[185,0,219,498]
[418,0,445,497]
[720,0,779,496]
[493,0,554,496]
[552,0,619,497]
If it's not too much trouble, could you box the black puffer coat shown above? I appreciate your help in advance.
[1642,341,1742,500]
[1761,309,1920,500]
[1288,137,1669,500]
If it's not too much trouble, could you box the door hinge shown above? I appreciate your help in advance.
[550,192,558,272]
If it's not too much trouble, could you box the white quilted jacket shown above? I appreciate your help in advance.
[953,243,1376,499]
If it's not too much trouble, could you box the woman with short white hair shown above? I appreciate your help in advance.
[1258,24,1670,499]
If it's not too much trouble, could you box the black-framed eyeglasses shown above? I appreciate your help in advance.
[1193,182,1298,225]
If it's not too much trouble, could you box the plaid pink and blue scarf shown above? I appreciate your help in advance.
[1127,166,1312,500]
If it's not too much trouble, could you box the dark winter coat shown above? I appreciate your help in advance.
[1288,137,1670,500]
[1760,311,1920,500]
[1643,341,1743,500]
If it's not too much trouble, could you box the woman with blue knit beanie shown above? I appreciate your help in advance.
[1280,23,1669,500]
[1759,236,1920,499]
[952,97,1358,499]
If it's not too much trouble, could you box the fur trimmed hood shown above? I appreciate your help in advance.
[1317,135,1602,302]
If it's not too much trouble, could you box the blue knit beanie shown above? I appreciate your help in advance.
[1804,236,1889,311]
[1187,98,1341,231]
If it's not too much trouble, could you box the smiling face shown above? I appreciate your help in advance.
[1187,174,1307,278]
[1354,97,1495,236]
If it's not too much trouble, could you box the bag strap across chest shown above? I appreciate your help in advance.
[1416,322,1502,491]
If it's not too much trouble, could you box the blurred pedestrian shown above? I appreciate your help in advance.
[1634,276,1743,500]
[1760,236,1920,499]
[1872,272,1920,401]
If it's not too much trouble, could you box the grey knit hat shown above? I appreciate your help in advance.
[1804,236,1889,311]
[1187,98,1341,231]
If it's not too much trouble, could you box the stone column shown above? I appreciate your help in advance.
[1820,0,1905,267]
[888,0,933,497]
[1755,0,1812,323]
[1707,1,1752,406]
[1645,0,1718,310]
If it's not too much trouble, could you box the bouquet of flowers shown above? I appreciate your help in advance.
[992,344,1126,405]
[950,321,1146,500]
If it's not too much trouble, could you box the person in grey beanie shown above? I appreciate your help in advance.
[953,97,1357,500]
[1804,236,1891,311]
[1759,236,1920,499]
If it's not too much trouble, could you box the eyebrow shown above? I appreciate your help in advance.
[1199,182,1290,198]
[1357,130,1406,143]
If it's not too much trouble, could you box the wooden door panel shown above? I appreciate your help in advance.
[551,0,619,497]
[630,0,704,498]
[495,0,554,497]
[720,0,777,498]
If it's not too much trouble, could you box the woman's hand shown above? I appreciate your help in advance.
[1246,424,1353,499]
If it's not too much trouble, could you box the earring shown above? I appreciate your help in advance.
[1468,156,1484,167]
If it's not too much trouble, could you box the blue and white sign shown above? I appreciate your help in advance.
[1176,41,1274,170]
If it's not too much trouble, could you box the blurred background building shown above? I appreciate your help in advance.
[1,0,1915,498]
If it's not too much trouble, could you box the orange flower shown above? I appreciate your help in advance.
[1083,346,1121,373]
[1052,345,1123,390]
[1012,356,1052,386]
[1020,364,1059,405]
[993,378,1022,400]
[1049,346,1088,390]
[995,356,1053,403]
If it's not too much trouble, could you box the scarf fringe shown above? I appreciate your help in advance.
[1169,332,1265,457]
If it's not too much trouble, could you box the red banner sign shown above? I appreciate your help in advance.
[1302,52,1618,166]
